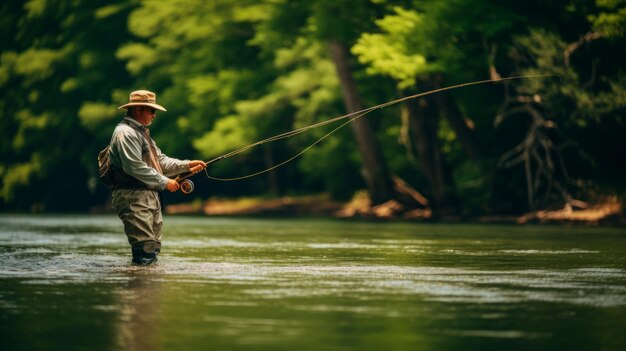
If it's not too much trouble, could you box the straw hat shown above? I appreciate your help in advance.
[117,90,167,111]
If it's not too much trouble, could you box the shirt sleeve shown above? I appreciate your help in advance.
[153,143,190,177]
[112,128,170,190]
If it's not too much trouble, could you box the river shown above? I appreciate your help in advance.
[0,214,625,350]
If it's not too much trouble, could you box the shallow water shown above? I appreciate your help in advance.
[0,214,625,350]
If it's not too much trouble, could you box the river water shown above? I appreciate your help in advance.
[0,214,625,350]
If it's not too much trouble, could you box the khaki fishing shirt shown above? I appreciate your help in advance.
[109,117,189,190]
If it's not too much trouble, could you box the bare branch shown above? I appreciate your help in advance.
[564,31,602,66]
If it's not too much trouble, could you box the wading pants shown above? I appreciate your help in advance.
[111,189,162,253]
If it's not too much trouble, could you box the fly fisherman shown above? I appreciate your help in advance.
[110,90,206,265]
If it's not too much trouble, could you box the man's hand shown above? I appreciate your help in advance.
[188,160,207,174]
[165,179,180,192]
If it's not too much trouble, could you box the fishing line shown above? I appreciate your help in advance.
[205,112,367,181]
[176,74,558,184]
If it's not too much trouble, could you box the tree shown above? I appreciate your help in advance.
[255,0,399,205]
[351,3,504,211]
[354,0,626,213]
[1,0,624,216]
[0,0,132,211]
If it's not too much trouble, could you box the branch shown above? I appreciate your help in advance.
[564,31,602,66]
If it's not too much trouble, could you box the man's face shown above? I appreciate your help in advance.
[135,107,156,126]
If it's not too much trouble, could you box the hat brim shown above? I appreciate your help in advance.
[117,102,167,112]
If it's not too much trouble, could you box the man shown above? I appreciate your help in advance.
[109,90,206,265]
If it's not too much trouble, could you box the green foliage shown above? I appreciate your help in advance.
[511,28,626,125]
[353,8,429,89]
[0,153,42,202]
[351,0,626,210]
[0,0,133,210]
[590,0,626,37]
[299,132,363,199]
[0,0,625,212]
[193,116,254,158]
[78,102,118,130]
[116,43,157,75]
[354,0,525,85]
[506,24,626,203]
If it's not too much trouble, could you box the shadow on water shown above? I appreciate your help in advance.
[0,214,625,350]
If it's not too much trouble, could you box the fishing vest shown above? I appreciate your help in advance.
[106,119,163,190]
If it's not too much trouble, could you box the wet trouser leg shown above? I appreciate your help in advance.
[112,189,163,256]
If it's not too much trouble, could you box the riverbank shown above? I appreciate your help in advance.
[165,193,624,225]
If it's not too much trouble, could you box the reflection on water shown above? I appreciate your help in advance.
[0,214,625,350]
[115,273,161,351]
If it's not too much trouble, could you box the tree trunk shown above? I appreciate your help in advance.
[432,75,483,160]
[405,83,459,212]
[328,41,395,205]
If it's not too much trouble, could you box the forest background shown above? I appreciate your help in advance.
[1,0,625,219]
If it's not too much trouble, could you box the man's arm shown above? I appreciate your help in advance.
[154,144,207,176]
[153,144,190,177]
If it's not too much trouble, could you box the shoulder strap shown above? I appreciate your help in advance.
[121,119,163,175]
[98,145,111,177]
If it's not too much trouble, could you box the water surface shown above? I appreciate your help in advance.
[1,214,625,350]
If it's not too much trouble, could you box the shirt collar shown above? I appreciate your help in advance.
[123,117,147,131]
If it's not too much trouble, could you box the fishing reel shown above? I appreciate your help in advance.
[179,179,195,194]
[175,158,222,194]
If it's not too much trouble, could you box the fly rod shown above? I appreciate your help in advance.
[174,74,559,194]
